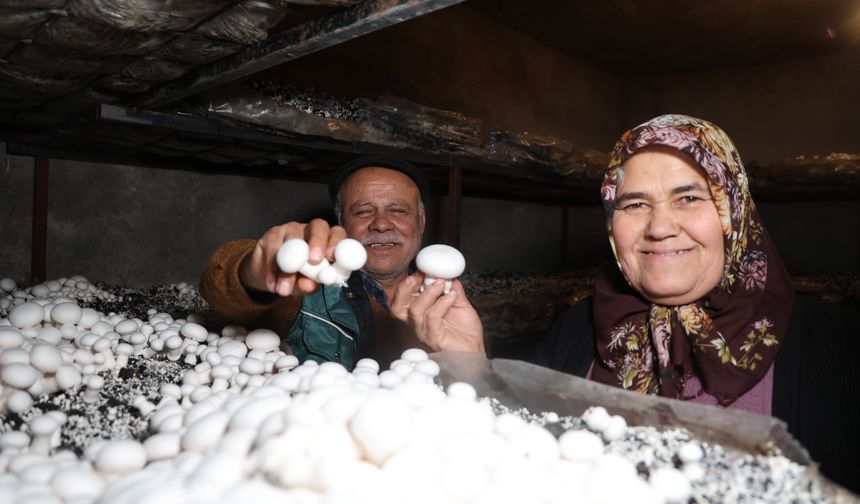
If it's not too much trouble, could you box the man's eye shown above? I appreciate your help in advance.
[354,210,372,217]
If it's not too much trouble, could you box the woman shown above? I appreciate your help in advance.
[535,114,859,491]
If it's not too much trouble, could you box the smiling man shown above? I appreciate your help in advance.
[200,156,482,369]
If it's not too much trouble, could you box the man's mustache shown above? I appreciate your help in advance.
[361,233,405,245]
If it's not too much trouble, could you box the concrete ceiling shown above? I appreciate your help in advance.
[467,0,860,77]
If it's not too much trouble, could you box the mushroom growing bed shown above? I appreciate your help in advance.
[0,277,855,503]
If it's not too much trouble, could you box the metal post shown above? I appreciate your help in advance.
[447,165,462,248]
[560,204,569,268]
[31,158,48,284]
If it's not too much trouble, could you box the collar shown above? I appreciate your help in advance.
[354,271,389,310]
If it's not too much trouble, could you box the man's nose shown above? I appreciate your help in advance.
[369,212,394,232]
[644,204,680,240]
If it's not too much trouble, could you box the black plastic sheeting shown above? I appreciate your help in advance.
[204,83,608,176]
[0,0,290,99]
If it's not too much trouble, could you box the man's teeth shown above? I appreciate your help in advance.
[369,243,396,248]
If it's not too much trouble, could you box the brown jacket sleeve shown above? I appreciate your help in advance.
[199,239,302,335]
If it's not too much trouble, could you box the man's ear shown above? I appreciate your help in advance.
[419,208,426,235]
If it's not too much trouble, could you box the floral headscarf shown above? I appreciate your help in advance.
[591,114,794,405]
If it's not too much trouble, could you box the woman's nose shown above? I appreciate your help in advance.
[644,205,680,240]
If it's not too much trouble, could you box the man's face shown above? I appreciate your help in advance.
[340,167,426,281]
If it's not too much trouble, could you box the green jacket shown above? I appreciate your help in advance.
[285,282,361,369]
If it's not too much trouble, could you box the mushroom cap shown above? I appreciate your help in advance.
[29,414,60,435]
[0,277,16,292]
[1,362,39,389]
[0,431,30,450]
[114,319,140,335]
[50,467,105,499]
[8,302,45,329]
[276,239,310,273]
[180,322,208,342]
[54,365,82,389]
[95,440,147,474]
[7,390,34,414]
[415,245,466,279]
[334,239,368,271]
[50,302,83,326]
[245,328,280,352]
[0,327,24,348]
[30,344,63,373]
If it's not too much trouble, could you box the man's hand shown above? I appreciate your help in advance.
[391,274,485,353]
[238,218,348,297]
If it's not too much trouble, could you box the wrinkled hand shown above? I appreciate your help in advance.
[239,218,347,297]
[391,274,485,353]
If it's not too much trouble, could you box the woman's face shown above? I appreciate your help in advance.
[611,148,725,305]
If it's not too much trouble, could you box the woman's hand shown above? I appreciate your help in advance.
[391,274,485,353]
[238,218,348,297]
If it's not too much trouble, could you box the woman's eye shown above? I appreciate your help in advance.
[621,202,647,211]
[678,195,705,205]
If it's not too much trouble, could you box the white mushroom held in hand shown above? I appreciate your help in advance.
[415,244,466,294]
[276,238,366,287]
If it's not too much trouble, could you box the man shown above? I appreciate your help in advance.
[200,156,484,369]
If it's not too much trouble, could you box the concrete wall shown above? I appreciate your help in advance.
[0,149,331,286]
[0,150,33,287]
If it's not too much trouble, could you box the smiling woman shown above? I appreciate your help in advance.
[609,147,725,306]
[534,114,860,492]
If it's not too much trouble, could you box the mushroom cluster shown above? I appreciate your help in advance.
[276,238,367,287]
[0,276,844,504]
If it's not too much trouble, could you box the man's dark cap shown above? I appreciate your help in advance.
[328,155,430,205]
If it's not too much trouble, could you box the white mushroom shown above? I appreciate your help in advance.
[0,327,24,349]
[325,238,368,286]
[8,302,45,329]
[277,238,366,287]
[245,329,280,353]
[54,365,82,390]
[82,375,104,403]
[133,395,156,416]
[0,277,16,293]
[50,302,82,326]
[415,244,466,294]
[0,431,30,453]
[50,466,105,501]
[276,238,331,281]
[558,429,605,462]
[94,440,147,477]
[678,441,704,464]
[2,362,39,390]
[649,466,692,503]
[29,344,63,374]
[6,390,34,415]
[29,415,61,454]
